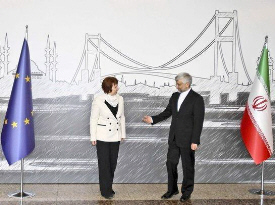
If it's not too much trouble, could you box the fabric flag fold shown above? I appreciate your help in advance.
[240,41,273,165]
[1,39,35,165]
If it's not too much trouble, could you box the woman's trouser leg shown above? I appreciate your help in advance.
[96,140,113,196]
[109,141,120,186]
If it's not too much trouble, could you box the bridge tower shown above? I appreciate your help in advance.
[71,34,102,85]
[213,10,238,84]
[79,34,101,84]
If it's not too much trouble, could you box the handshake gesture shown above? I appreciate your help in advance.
[142,116,153,124]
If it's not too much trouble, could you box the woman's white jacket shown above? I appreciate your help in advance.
[90,94,126,142]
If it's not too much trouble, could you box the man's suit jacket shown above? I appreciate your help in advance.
[90,94,126,142]
[152,89,205,147]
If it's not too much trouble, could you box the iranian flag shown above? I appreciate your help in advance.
[241,42,273,165]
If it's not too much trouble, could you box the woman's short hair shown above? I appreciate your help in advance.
[102,77,118,94]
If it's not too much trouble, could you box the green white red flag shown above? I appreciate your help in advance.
[240,40,273,165]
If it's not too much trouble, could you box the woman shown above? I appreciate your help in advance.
[90,77,126,199]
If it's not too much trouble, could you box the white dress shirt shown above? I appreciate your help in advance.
[177,88,191,111]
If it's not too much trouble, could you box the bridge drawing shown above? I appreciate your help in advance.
[71,10,253,86]
[0,10,273,100]
[2,9,275,184]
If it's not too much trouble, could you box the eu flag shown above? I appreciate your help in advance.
[1,39,35,165]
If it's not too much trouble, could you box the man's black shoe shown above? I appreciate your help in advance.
[101,194,114,200]
[180,194,191,202]
[161,190,179,199]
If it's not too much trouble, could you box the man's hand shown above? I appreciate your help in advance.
[91,141,96,146]
[191,143,198,151]
[121,138,125,142]
[143,116,153,124]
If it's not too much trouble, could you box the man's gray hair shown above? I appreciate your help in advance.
[175,72,192,85]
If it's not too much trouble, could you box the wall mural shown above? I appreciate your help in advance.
[0,7,275,183]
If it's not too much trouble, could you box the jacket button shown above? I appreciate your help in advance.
[110,123,111,125]
[117,129,118,131]
[109,129,111,131]
[107,118,109,119]
[117,122,118,124]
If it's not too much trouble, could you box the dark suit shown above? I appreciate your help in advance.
[152,89,205,195]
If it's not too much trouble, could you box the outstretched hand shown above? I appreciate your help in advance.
[143,116,153,124]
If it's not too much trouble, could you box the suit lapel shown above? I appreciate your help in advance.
[104,103,116,119]
[178,89,193,113]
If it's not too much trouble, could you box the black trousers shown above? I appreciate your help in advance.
[166,139,195,195]
[96,140,120,196]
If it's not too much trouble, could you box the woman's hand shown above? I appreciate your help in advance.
[91,141,97,146]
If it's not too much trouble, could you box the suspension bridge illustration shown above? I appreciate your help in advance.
[2,10,275,184]
[71,10,252,86]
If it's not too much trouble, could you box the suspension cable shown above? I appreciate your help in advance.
[91,38,214,71]
[160,14,216,67]
[86,16,233,73]
[88,39,148,70]
[218,42,229,76]
[152,18,233,70]
[236,18,252,84]
[101,37,155,68]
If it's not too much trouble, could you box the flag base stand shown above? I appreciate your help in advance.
[249,189,275,196]
[248,162,275,196]
[8,191,35,198]
[7,159,35,198]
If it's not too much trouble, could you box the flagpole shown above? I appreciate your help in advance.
[249,161,275,195]
[20,159,24,196]
[8,26,35,198]
[248,36,275,196]
[261,161,264,194]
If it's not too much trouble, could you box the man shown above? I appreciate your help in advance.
[143,72,205,202]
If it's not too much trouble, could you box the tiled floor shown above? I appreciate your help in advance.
[0,184,275,204]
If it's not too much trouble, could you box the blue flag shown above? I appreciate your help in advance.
[1,39,35,165]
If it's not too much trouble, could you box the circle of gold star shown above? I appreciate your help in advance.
[25,75,31,82]
[11,121,18,128]
[15,73,20,79]
[24,118,30,125]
